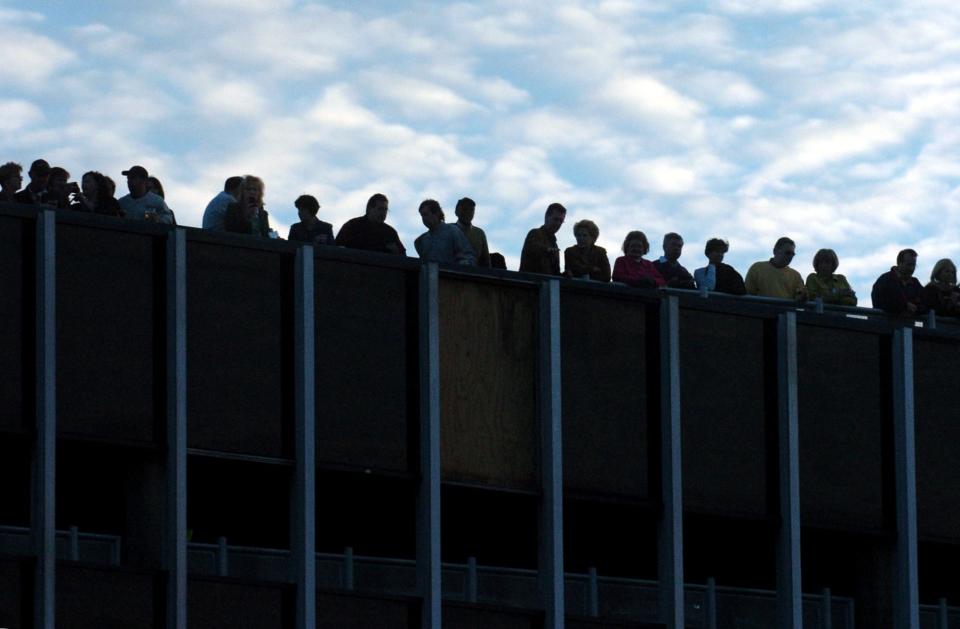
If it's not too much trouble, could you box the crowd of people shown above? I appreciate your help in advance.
[2,158,958,319]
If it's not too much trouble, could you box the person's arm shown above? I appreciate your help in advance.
[477,231,491,267]
[452,227,476,265]
[596,248,611,283]
[649,262,666,287]
[724,266,747,295]
[744,264,760,295]
[158,199,176,225]
[334,220,354,247]
[805,274,822,301]
[836,275,857,306]
[611,257,629,284]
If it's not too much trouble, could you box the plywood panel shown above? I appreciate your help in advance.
[188,578,288,629]
[561,292,648,498]
[914,338,960,541]
[680,310,767,516]
[443,604,537,629]
[0,216,23,433]
[314,259,410,472]
[187,242,289,457]
[57,565,157,629]
[798,326,884,531]
[57,225,157,443]
[316,592,412,628]
[439,279,537,489]
[0,558,23,629]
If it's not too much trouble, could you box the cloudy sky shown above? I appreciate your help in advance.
[4,0,960,299]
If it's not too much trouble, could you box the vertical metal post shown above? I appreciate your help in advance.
[777,312,802,629]
[539,279,564,629]
[466,556,477,603]
[216,536,228,576]
[344,547,355,592]
[417,263,441,629]
[165,229,187,629]
[587,567,599,618]
[821,588,832,629]
[937,598,948,629]
[68,525,79,561]
[892,328,919,629]
[32,209,56,629]
[292,246,317,629]
[658,296,684,629]
[705,577,717,629]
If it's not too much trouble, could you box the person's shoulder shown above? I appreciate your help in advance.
[594,245,607,255]
[805,272,818,283]
[564,244,579,254]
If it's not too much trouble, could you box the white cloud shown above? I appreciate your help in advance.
[628,158,698,195]
[363,73,480,121]
[0,99,43,132]
[0,26,74,86]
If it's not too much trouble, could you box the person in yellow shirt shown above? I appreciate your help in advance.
[744,237,807,301]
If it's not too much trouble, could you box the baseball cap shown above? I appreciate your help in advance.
[122,165,149,178]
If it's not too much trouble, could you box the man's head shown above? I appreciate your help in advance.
[455,197,476,226]
[419,199,444,230]
[543,202,566,234]
[27,159,50,189]
[0,162,23,192]
[365,193,389,223]
[48,167,69,195]
[662,232,684,261]
[224,176,243,199]
[295,194,320,222]
[704,238,728,265]
[896,248,918,278]
[122,165,149,197]
[771,236,796,268]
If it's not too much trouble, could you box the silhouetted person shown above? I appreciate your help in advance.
[805,248,856,306]
[564,219,610,282]
[612,230,665,288]
[0,162,23,203]
[520,203,566,275]
[454,197,490,267]
[335,193,405,255]
[202,176,243,231]
[653,232,695,289]
[871,248,925,316]
[288,194,334,245]
[147,176,165,199]
[694,238,746,295]
[224,175,272,237]
[490,253,507,270]
[46,166,75,210]
[745,237,806,300]
[922,259,960,317]
[118,165,175,224]
[70,171,123,217]
[13,159,51,205]
[414,199,476,265]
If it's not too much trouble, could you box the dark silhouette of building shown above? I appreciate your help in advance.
[1,201,959,629]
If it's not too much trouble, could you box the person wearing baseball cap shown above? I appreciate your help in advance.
[117,165,176,224]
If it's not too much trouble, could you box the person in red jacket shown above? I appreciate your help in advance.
[612,230,665,288]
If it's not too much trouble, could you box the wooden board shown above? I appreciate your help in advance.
[679,310,768,517]
[561,292,648,498]
[56,225,157,443]
[188,577,289,628]
[0,216,23,433]
[439,279,538,489]
[914,337,960,542]
[797,326,885,531]
[314,259,410,472]
[187,241,290,457]
[57,565,157,629]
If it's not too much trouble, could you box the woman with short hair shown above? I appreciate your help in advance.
[612,230,665,288]
[564,219,610,282]
[805,248,857,306]
[922,258,960,317]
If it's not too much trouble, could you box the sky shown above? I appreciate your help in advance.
[3,0,960,299]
